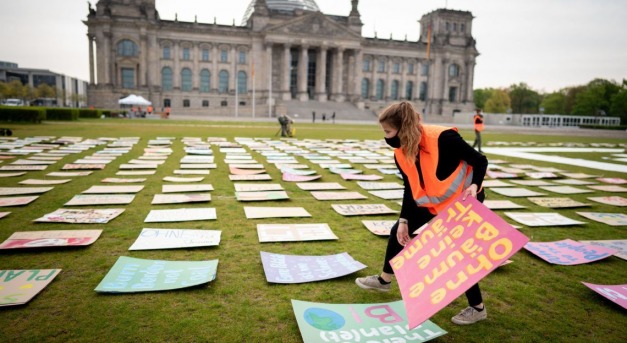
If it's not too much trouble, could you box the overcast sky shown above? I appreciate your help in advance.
[1,0,625,93]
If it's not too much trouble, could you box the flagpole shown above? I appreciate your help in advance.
[252,59,255,118]
[235,58,239,118]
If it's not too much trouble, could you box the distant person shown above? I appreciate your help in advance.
[355,101,489,326]
[165,106,171,119]
[278,114,294,137]
[332,112,336,124]
[472,108,484,153]
[322,113,326,122]
[147,105,153,115]
[312,111,316,123]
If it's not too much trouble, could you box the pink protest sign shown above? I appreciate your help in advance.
[582,282,627,310]
[524,239,617,265]
[282,173,321,182]
[391,195,529,329]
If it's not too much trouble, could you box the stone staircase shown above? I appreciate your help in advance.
[278,100,377,122]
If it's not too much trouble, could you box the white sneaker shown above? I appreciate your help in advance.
[355,275,391,292]
[451,306,487,325]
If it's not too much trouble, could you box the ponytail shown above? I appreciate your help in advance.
[378,101,422,163]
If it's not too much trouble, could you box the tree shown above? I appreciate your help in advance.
[508,83,541,114]
[0,81,9,99]
[564,85,586,114]
[483,89,511,113]
[540,91,566,114]
[35,84,56,99]
[609,86,627,124]
[473,88,494,110]
[572,78,620,116]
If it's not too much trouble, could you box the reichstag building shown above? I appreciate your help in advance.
[85,0,478,119]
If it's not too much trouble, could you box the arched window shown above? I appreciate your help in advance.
[200,69,210,93]
[237,71,247,94]
[181,68,192,92]
[361,78,370,99]
[117,39,138,56]
[162,67,173,91]
[391,80,399,100]
[419,82,427,101]
[218,70,229,93]
[376,79,385,100]
[449,64,460,77]
[406,81,414,100]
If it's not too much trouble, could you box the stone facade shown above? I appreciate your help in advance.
[85,0,478,117]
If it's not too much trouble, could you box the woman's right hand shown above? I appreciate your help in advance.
[397,221,410,246]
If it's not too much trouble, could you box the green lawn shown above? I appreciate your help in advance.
[1,119,626,343]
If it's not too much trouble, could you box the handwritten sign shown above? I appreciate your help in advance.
[0,230,102,249]
[0,269,61,306]
[581,282,627,310]
[524,239,617,265]
[291,299,446,343]
[391,196,529,329]
[95,256,218,293]
[35,208,125,224]
[362,220,396,236]
[576,212,627,227]
[260,252,366,283]
[257,223,337,242]
[0,196,39,207]
[144,208,217,222]
[587,196,627,207]
[579,240,627,260]
[332,204,398,216]
[129,228,221,250]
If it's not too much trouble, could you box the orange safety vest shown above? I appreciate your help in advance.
[394,125,474,215]
[474,114,484,132]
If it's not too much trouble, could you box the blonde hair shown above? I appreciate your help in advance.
[378,101,422,163]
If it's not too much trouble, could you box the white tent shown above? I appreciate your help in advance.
[118,94,152,106]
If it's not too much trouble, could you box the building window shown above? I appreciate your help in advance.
[220,49,228,63]
[449,64,460,77]
[121,68,135,89]
[449,87,457,102]
[200,69,210,93]
[419,82,427,101]
[181,68,192,91]
[239,51,247,64]
[202,49,210,61]
[237,71,247,94]
[461,23,466,32]
[182,47,190,60]
[117,40,138,56]
[376,79,385,100]
[408,63,414,74]
[183,99,190,107]
[161,67,173,91]
[363,59,371,72]
[377,60,385,72]
[406,81,414,100]
[218,70,229,93]
[393,63,400,74]
[163,46,171,59]
[391,80,399,100]
[163,98,171,108]
[202,100,209,107]
[421,63,429,76]
[453,23,457,31]
[446,22,450,31]
[221,100,228,107]
[361,78,369,99]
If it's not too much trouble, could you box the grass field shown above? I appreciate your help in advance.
[2,118,626,343]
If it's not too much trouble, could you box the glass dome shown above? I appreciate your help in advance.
[242,0,320,24]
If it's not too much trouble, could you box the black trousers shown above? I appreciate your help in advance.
[382,191,485,307]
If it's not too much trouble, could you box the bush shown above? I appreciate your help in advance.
[78,109,101,118]
[101,110,111,118]
[45,108,79,121]
[0,106,45,123]
[579,124,627,130]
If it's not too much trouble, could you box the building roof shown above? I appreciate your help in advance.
[242,0,320,24]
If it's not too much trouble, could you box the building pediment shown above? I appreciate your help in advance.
[265,12,361,40]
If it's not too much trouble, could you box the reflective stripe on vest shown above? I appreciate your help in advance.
[413,161,473,207]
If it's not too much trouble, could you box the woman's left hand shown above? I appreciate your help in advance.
[462,184,479,200]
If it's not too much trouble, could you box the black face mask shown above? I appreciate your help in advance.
[385,135,401,148]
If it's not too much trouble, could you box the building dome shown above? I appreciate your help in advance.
[242,0,320,24]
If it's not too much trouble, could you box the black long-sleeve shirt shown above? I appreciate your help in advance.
[396,129,488,221]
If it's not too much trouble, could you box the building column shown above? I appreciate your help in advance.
[193,42,199,90]
[353,49,363,101]
[173,41,180,90]
[298,45,308,101]
[87,34,95,84]
[400,59,407,100]
[282,44,291,100]
[370,55,376,99]
[104,32,112,85]
[466,60,475,102]
[442,59,449,103]
[315,46,327,102]
[230,45,237,92]
[266,44,273,106]
[140,34,147,87]
[386,58,392,100]
[211,45,218,92]
[334,47,344,102]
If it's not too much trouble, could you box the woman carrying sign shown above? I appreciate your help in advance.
[355,101,489,325]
